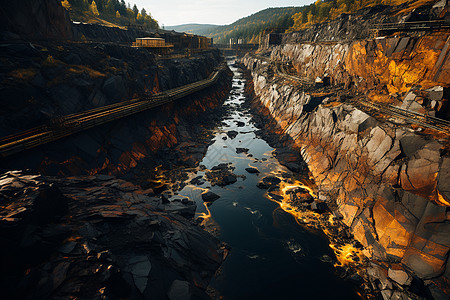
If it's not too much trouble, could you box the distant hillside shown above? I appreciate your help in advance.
[165,24,220,35]
[202,0,431,44]
[206,7,302,44]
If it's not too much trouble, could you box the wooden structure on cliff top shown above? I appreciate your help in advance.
[132,37,173,54]
[132,35,212,54]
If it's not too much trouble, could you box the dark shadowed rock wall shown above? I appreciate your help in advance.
[0,41,230,175]
[0,0,73,40]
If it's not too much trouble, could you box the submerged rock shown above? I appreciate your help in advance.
[245,167,260,174]
[227,130,238,139]
[201,191,220,202]
[236,147,249,154]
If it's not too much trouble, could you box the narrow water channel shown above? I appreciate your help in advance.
[176,59,362,299]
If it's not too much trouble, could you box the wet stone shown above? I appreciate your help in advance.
[167,280,191,300]
[211,163,231,171]
[268,193,284,201]
[245,167,260,174]
[221,175,237,186]
[190,176,205,185]
[227,130,238,139]
[262,176,281,186]
[256,182,270,189]
[201,191,220,202]
[311,201,328,213]
[236,147,249,154]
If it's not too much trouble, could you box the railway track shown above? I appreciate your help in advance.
[253,54,449,134]
[275,62,312,84]
[356,98,450,134]
[0,64,227,158]
[254,55,312,84]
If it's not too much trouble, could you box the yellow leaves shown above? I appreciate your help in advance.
[61,0,71,10]
[67,65,105,78]
[89,0,99,16]
[43,55,57,66]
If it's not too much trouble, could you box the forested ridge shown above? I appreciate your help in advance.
[205,0,432,44]
[61,0,158,29]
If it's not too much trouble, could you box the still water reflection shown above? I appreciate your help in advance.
[177,59,362,300]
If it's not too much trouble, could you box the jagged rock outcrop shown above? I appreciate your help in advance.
[278,2,449,44]
[72,22,146,43]
[0,170,227,299]
[243,54,450,298]
[270,33,450,100]
[0,37,232,175]
[0,0,73,40]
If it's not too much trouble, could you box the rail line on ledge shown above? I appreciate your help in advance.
[253,55,450,134]
[355,98,450,134]
[0,63,227,158]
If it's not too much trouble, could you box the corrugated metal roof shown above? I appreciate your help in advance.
[136,37,165,40]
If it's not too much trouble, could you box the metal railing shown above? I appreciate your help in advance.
[0,64,227,158]
[370,20,450,32]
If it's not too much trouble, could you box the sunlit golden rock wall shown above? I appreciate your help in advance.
[271,33,450,96]
[243,52,449,297]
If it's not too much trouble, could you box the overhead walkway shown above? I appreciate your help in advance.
[0,63,227,158]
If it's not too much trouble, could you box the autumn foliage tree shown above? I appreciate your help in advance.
[62,0,158,28]
[287,0,414,32]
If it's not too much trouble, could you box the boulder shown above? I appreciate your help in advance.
[221,175,237,185]
[399,134,428,158]
[167,280,191,300]
[311,201,328,213]
[103,75,126,101]
[426,86,444,101]
[236,148,249,154]
[201,191,220,202]
[226,130,238,139]
[437,157,450,205]
[388,268,412,286]
[50,85,83,114]
[128,256,151,293]
[245,167,260,174]
[262,176,281,186]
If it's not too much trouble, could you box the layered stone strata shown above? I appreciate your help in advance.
[243,52,449,298]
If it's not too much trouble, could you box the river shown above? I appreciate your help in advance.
[173,59,362,299]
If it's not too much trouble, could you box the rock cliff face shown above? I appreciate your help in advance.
[270,33,450,102]
[277,1,449,44]
[0,0,73,40]
[72,22,147,43]
[0,41,231,175]
[243,41,450,298]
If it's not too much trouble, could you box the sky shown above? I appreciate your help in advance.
[130,0,314,27]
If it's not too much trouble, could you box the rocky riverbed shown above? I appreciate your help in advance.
[0,170,228,299]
